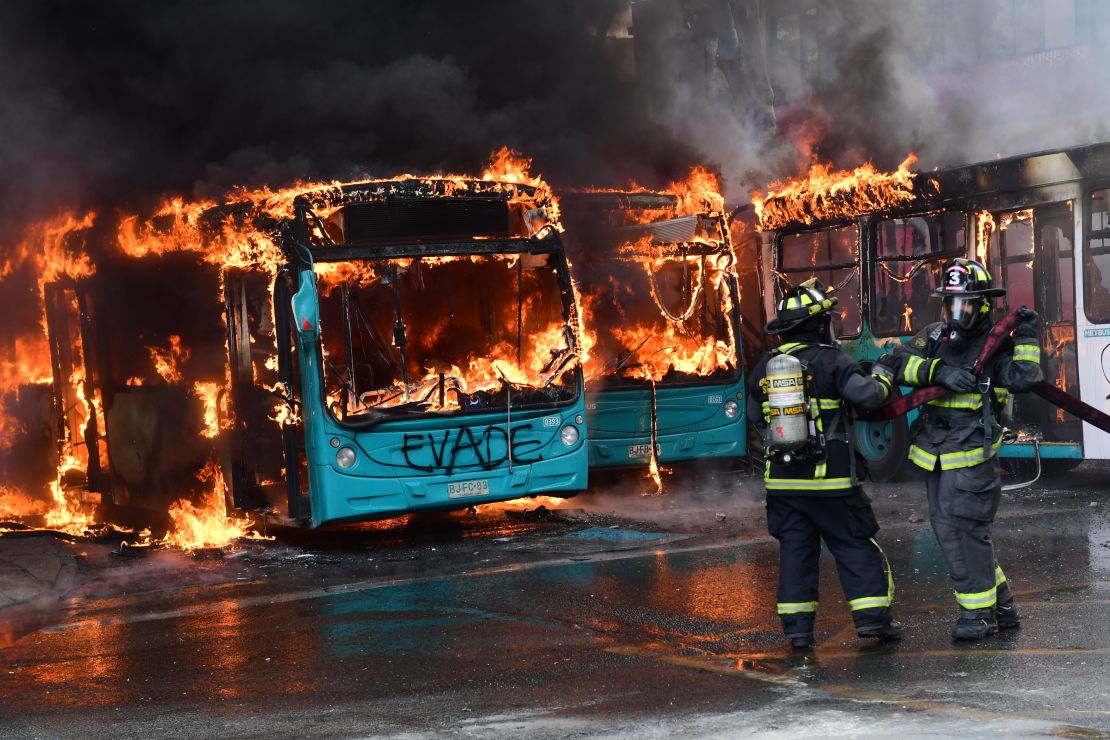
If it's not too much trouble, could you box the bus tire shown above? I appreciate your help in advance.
[854,363,909,483]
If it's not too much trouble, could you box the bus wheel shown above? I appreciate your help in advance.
[855,415,908,483]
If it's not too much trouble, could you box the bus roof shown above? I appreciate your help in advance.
[763,140,1110,233]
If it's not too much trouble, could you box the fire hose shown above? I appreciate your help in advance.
[857,308,1110,435]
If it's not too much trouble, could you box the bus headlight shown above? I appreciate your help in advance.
[336,446,357,469]
[723,400,740,419]
[559,425,580,446]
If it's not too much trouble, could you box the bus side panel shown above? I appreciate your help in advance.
[1073,194,1110,460]
[586,379,745,468]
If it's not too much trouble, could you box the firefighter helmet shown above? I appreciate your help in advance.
[934,258,1003,334]
[765,278,838,335]
[933,258,1005,298]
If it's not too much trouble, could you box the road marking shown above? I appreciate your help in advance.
[604,644,803,687]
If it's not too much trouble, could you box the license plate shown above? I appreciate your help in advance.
[628,444,652,459]
[447,479,490,498]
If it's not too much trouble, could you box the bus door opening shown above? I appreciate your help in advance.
[986,204,1079,443]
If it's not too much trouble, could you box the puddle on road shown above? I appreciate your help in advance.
[503,526,691,556]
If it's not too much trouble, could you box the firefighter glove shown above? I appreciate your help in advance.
[871,354,897,383]
[873,353,898,373]
[1013,310,1040,340]
[935,364,977,393]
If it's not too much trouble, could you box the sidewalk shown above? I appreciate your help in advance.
[0,537,77,611]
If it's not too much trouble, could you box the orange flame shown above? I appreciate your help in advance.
[3,148,566,535]
[160,462,252,550]
[43,454,95,535]
[0,486,47,520]
[754,154,922,232]
[148,335,189,384]
[192,382,225,438]
[975,210,995,265]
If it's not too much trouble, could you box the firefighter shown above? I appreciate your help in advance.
[892,258,1042,640]
[748,278,903,650]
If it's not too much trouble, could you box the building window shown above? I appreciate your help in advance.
[1043,0,1076,47]
[979,0,1017,60]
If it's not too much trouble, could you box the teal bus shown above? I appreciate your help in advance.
[755,144,1110,479]
[225,178,590,525]
[560,191,746,474]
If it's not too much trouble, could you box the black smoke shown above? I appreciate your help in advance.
[0,0,730,230]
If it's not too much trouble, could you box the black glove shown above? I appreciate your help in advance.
[873,353,898,371]
[1013,309,1040,340]
[870,353,897,383]
[935,364,977,393]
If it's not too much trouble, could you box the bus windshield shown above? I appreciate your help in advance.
[571,216,738,387]
[314,253,577,419]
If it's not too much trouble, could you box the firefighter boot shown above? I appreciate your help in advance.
[856,620,905,640]
[951,608,999,640]
[788,632,816,651]
[995,599,1021,629]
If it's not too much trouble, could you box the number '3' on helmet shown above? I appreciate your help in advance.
[933,258,1003,334]
[933,258,1005,298]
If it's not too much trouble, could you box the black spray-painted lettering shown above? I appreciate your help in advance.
[401,423,544,474]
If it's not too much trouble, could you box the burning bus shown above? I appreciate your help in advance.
[261,177,588,524]
[560,171,747,480]
[3,152,588,535]
[754,143,1110,479]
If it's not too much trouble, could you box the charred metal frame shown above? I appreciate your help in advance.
[261,189,580,522]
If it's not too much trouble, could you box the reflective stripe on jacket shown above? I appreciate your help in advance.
[894,321,1043,471]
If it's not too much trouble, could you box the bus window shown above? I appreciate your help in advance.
[872,212,966,337]
[1085,189,1110,323]
[1037,202,1076,323]
[316,254,576,419]
[993,211,1036,313]
[779,225,861,337]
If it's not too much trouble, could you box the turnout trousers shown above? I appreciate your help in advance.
[926,457,1014,612]
[767,492,895,637]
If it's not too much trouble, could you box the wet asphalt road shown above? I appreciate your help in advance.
[2,464,1110,738]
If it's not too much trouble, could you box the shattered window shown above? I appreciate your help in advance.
[1085,189,1110,323]
[998,211,1036,311]
[1035,202,1075,323]
[315,254,577,419]
[872,212,967,337]
[566,217,738,387]
[779,225,861,338]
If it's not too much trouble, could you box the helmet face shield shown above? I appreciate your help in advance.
[944,296,981,332]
